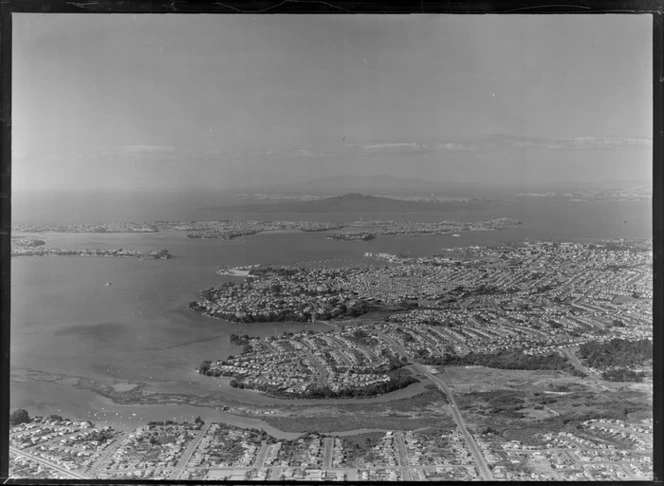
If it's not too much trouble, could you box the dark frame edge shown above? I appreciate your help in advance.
[0,3,659,484]
[0,0,10,481]
[653,10,664,486]
[5,0,664,14]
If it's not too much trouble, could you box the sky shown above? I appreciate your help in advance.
[12,14,653,192]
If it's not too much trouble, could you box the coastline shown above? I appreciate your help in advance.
[10,211,653,470]
[12,367,431,409]
[215,265,259,277]
[11,367,432,440]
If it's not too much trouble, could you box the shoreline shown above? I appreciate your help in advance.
[11,367,435,440]
[216,268,252,277]
[215,264,260,277]
[12,367,430,406]
[11,226,653,454]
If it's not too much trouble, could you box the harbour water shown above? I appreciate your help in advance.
[10,198,651,432]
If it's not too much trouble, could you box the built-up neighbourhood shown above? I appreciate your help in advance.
[10,239,653,480]
[196,239,652,395]
[10,415,652,481]
[345,217,520,237]
[11,245,172,259]
[195,240,651,327]
[204,328,398,395]
[177,220,346,239]
[13,222,159,233]
[13,217,520,240]
[162,217,520,240]
[191,265,380,323]
[475,418,652,481]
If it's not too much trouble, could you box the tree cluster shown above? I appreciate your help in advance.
[601,367,646,382]
[578,339,652,370]
[198,360,212,375]
[231,369,417,399]
[248,266,302,277]
[10,409,31,426]
[432,350,582,375]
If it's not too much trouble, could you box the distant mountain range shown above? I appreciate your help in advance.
[294,175,452,192]
[235,193,493,213]
[229,175,651,200]
[232,175,471,196]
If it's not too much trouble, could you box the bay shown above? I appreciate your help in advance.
[10,198,651,433]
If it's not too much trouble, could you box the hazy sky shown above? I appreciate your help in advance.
[13,14,652,192]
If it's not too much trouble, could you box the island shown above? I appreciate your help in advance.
[13,222,159,233]
[216,265,261,277]
[11,246,172,259]
[180,221,346,240]
[13,217,521,241]
[12,238,46,247]
[327,232,376,241]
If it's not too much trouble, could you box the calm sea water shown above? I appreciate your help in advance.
[12,190,652,239]
[10,197,651,428]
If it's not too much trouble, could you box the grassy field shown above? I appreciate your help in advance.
[338,387,448,412]
[280,388,448,418]
[263,414,446,433]
[439,366,588,393]
[339,431,389,448]
[455,380,652,447]
[262,365,652,440]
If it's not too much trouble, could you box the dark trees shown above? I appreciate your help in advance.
[10,409,31,426]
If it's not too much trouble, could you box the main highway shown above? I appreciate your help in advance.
[415,364,493,480]
[376,332,494,480]
[10,446,90,480]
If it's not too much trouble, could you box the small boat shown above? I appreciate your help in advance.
[105,282,112,286]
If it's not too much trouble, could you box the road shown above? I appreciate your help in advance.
[561,347,589,375]
[376,331,493,481]
[416,365,494,480]
[170,423,212,479]
[10,446,90,480]
[84,432,128,474]
[302,350,329,384]
[322,437,334,469]
[261,338,280,354]
[393,432,413,481]
[325,336,354,367]
[561,347,608,390]
[252,442,270,469]
[23,430,89,452]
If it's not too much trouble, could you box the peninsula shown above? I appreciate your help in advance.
[12,246,172,259]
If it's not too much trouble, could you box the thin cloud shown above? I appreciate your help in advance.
[362,142,424,151]
[121,145,176,153]
[561,137,652,149]
[479,135,652,151]
[293,149,335,157]
[83,145,178,157]
[433,142,475,151]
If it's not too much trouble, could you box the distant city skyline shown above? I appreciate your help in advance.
[13,14,652,192]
